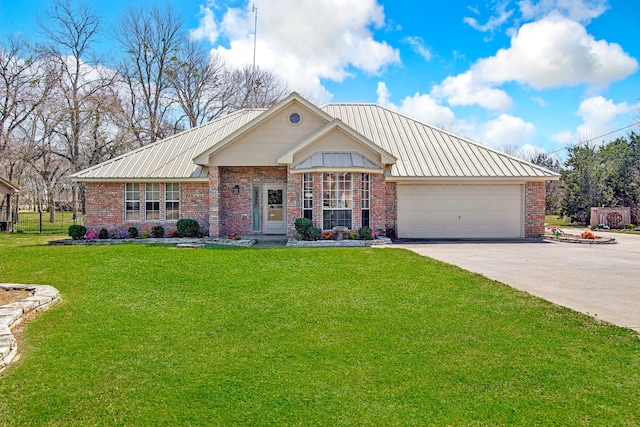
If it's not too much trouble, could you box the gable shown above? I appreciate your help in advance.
[291,127,382,166]
[209,101,329,167]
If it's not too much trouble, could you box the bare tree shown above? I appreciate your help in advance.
[226,65,289,111]
[0,35,53,157]
[115,5,185,145]
[37,0,116,215]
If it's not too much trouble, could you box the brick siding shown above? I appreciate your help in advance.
[525,181,546,237]
[84,181,208,235]
[217,166,287,236]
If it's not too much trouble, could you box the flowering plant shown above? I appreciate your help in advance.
[371,231,378,239]
[167,230,179,238]
[226,232,241,240]
[321,231,334,240]
[86,231,98,240]
[581,230,596,240]
[111,231,128,239]
[546,226,564,237]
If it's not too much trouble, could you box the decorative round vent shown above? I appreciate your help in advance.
[289,112,301,125]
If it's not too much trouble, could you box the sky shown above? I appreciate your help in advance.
[1,0,639,156]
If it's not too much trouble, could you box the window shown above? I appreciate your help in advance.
[289,112,301,125]
[302,173,313,220]
[165,183,180,220]
[322,172,352,229]
[362,173,370,228]
[145,183,160,220]
[125,183,140,221]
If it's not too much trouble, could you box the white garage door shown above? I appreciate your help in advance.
[397,184,524,239]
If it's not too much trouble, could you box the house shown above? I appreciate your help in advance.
[0,177,19,232]
[70,92,559,239]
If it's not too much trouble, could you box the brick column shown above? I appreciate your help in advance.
[525,182,545,237]
[384,180,397,237]
[286,167,301,237]
[312,172,323,230]
[352,173,362,230]
[209,166,220,237]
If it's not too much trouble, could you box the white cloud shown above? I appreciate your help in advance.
[552,96,636,144]
[474,14,638,89]
[576,96,632,139]
[432,71,513,111]
[190,5,219,44]
[376,82,457,128]
[463,2,514,33]
[193,0,400,102]
[479,114,537,148]
[404,36,433,61]
[518,0,609,23]
[432,14,638,111]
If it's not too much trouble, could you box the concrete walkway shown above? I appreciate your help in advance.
[392,231,640,334]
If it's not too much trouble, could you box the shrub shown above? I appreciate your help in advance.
[141,230,151,238]
[625,223,635,230]
[348,231,358,240]
[151,225,165,238]
[167,230,179,238]
[358,226,373,240]
[68,224,86,240]
[111,231,128,239]
[98,228,109,239]
[294,217,321,241]
[177,219,199,237]
[127,227,139,239]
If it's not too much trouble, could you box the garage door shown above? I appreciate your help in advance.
[397,184,524,239]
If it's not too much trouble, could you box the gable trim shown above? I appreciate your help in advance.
[192,92,335,166]
[276,119,397,165]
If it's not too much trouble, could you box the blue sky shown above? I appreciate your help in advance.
[1,0,639,155]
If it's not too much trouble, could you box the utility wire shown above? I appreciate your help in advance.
[548,121,640,155]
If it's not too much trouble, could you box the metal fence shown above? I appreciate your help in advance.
[14,210,84,234]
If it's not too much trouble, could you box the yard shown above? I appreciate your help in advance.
[0,235,638,425]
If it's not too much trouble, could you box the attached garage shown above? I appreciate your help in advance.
[397,183,524,239]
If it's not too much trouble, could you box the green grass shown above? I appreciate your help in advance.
[1,235,639,425]
[544,215,575,227]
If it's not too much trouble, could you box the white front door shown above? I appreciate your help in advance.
[263,184,287,234]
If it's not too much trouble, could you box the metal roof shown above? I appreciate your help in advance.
[321,104,558,179]
[71,96,558,182]
[70,109,265,181]
[292,152,381,171]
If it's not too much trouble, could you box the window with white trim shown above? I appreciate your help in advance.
[125,183,141,221]
[145,183,160,220]
[322,172,352,229]
[165,183,180,220]
[362,173,370,228]
[302,173,313,220]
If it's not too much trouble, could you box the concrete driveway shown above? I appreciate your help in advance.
[391,231,640,334]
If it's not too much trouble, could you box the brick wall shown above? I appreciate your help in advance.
[85,182,125,233]
[384,181,397,237]
[525,181,546,237]
[218,166,287,236]
[84,181,208,235]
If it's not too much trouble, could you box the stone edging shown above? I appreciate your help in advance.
[0,284,61,373]
[286,237,393,247]
[543,235,617,244]
[50,237,257,247]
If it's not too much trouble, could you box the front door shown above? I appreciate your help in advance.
[263,184,286,234]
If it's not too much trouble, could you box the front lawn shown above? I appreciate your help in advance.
[1,235,638,425]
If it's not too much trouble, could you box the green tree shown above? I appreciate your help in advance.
[560,144,615,224]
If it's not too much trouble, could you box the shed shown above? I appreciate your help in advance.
[0,177,19,232]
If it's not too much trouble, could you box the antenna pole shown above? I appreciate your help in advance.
[252,4,258,108]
